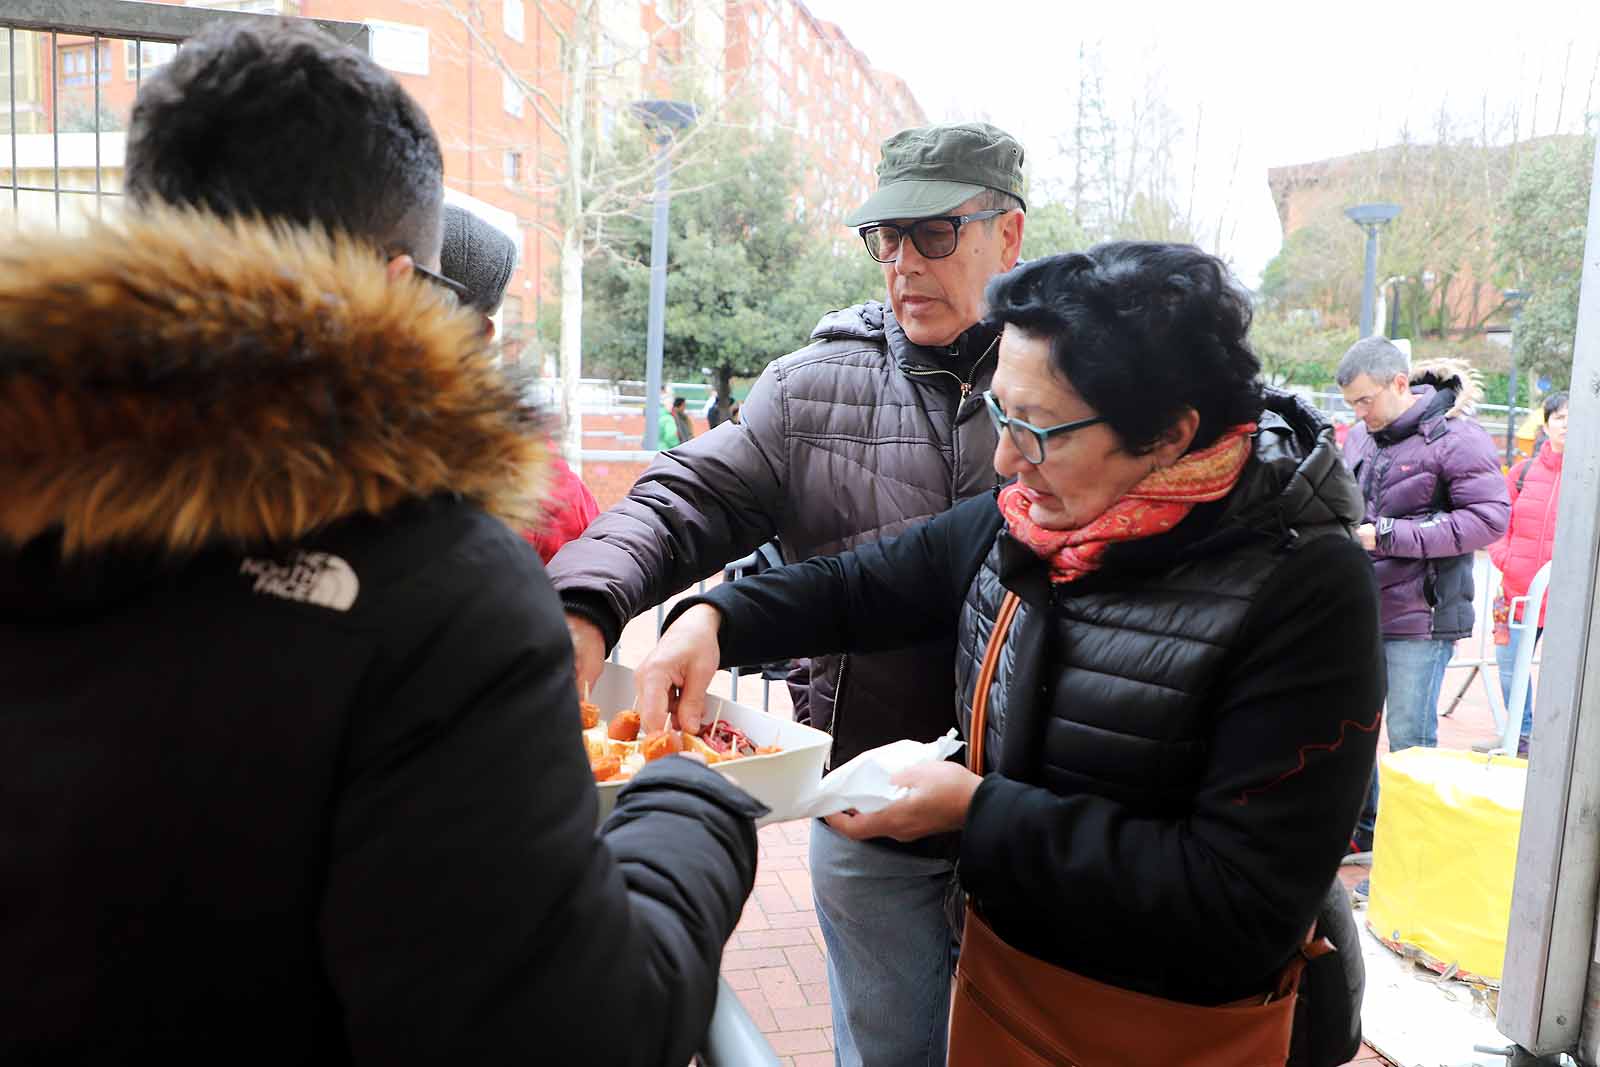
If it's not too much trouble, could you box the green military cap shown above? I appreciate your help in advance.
[843,122,1026,227]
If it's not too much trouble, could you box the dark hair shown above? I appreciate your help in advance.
[125,19,445,259]
[984,242,1263,454]
[1545,391,1570,420]
[671,397,687,409]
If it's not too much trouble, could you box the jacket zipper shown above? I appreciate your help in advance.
[903,335,1001,497]
[1530,469,1558,622]
[829,654,850,759]
[839,336,997,757]
[901,334,1000,401]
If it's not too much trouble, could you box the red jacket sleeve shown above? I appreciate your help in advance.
[524,458,601,565]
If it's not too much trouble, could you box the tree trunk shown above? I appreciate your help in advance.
[559,224,584,474]
[556,0,593,474]
[717,364,735,414]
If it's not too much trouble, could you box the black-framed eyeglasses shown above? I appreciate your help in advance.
[411,262,475,306]
[858,209,1008,263]
[983,390,1105,465]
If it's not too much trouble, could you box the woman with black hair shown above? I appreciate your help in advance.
[639,243,1383,1066]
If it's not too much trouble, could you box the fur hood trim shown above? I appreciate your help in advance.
[1410,357,1483,419]
[0,209,548,556]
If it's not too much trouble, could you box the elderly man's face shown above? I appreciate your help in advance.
[878,196,1024,348]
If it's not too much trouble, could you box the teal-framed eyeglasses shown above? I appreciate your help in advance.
[983,390,1106,465]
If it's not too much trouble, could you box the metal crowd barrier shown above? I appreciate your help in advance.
[695,978,782,1067]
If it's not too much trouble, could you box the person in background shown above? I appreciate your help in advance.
[672,395,696,444]
[549,121,1030,1067]
[1337,339,1509,876]
[439,204,600,563]
[0,21,760,1063]
[705,391,725,430]
[728,400,742,424]
[1488,390,1570,757]
[658,398,683,449]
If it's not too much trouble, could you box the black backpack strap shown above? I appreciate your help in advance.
[1515,460,1531,494]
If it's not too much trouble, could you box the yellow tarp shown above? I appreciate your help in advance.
[1366,747,1526,982]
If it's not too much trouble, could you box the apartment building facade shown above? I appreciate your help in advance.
[4,0,925,345]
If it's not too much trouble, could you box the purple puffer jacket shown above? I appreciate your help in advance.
[1343,359,1509,639]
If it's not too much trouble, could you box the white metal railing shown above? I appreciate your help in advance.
[527,377,715,414]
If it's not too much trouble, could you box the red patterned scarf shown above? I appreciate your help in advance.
[999,423,1257,584]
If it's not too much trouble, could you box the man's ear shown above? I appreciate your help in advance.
[482,317,497,341]
[386,254,415,283]
[999,210,1025,270]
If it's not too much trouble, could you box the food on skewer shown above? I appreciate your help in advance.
[642,729,683,762]
[579,700,601,730]
[607,710,641,742]
[584,703,780,781]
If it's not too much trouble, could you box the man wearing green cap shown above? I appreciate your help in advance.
[548,122,1027,1066]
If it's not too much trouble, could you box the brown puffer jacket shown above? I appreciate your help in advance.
[549,301,1001,778]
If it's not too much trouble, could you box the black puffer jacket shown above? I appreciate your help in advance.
[551,302,1002,779]
[676,392,1383,1009]
[0,212,762,1066]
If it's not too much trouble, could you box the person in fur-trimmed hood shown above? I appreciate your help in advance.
[0,20,760,1066]
[1338,339,1508,857]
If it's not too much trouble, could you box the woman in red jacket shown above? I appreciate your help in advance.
[1489,390,1569,755]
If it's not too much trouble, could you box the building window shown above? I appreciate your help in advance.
[796,68,808,95]
[502,72,523,116]
[368,21,430,76]
[59,43,112,87]
[503,0,525,42]
[124,40,177,80]
[503,150,522,185]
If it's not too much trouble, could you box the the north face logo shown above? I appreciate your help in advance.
[239,552,359,611]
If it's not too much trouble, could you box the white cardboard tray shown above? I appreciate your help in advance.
[590,661,832,827]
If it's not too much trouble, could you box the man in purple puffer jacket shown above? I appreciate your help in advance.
[1338,338,1509,857]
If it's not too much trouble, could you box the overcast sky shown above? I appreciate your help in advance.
[800,0,1600,285]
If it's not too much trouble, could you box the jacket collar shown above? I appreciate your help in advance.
[1373,384,1447,445]
[0,208,548,559]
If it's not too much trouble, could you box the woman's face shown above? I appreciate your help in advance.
[1547,404,1569,452]
[990,328,1197,531]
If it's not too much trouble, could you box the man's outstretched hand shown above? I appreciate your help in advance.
[635,604,724,734]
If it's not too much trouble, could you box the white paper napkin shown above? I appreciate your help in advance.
[789,729,967,820]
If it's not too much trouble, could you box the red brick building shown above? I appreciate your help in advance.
[25,1,923,343]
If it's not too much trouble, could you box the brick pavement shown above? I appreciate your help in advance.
[612,573,1525,1066]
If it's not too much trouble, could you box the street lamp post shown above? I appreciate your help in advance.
[633,99,697,451]
[1345,203,1402,338]
[1503,288,1529,467]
